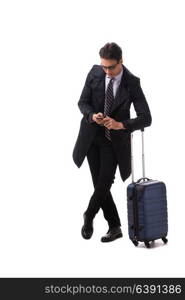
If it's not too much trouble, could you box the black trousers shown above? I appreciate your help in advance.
[85,135,121,228]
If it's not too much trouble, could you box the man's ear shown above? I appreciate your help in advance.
[120,58,123,64]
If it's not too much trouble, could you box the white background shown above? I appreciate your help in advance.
[0,0,185,277]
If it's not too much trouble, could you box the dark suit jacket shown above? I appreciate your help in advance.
[72,65,152,181]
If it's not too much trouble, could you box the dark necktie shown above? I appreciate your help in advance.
[104,78,114,141]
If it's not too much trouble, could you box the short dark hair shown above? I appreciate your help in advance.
[99,42,122,62]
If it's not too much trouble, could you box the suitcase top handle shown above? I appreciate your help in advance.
[136,177,151,183]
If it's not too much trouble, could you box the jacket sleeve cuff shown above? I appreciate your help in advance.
[121,121,132,132]
[88,112,95,123]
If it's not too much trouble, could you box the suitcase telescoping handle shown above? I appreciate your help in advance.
[131,128,149,183]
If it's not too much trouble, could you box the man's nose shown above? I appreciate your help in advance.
[106,69,111,76]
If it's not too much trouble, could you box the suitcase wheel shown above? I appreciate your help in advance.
[132,240,139,247]
[144,241,150,248]
[162,237,168,244]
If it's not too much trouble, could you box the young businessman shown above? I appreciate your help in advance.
[73,42,152,242]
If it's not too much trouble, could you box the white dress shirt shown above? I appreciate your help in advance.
[105,67,123,98]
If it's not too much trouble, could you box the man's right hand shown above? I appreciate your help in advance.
[92,113,105,125]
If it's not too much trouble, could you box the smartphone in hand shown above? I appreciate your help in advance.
[96,114,105,120]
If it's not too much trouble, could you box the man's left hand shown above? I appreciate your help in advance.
[103,117,125,130]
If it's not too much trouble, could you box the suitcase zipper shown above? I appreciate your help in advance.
[132,184,139,240]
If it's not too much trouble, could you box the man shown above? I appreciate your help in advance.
[72,42,152,242]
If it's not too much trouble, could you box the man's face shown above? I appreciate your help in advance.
[100,58,123,77]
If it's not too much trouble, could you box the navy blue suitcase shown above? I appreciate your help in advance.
[127,130,168,248]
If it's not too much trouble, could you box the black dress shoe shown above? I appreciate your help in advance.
[101,226,123,242]
[81,213,93,240]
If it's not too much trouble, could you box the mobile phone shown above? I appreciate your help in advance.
[97,115,105,119]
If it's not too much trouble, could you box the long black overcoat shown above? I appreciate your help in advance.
[72,65,152,181]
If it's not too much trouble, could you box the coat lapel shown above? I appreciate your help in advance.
[95,73,106,110]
